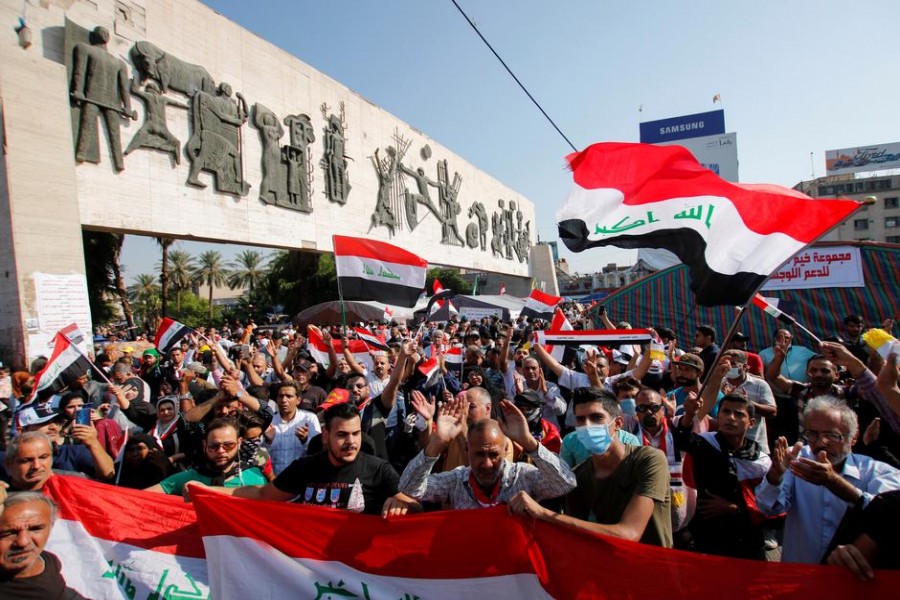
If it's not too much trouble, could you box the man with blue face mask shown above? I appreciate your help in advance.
[508,387,673,547]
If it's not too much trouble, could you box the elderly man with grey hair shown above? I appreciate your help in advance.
[0,492,86,598]
[755,395,900,563]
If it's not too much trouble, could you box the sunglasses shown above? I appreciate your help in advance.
[636,404,663,414]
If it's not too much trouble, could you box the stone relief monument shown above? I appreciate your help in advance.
[185,82,250,196]
[321,103,351,204]
[69,26,136,172]
[124,78,187,164]
[62,20,531,263]
[283,113,316,213]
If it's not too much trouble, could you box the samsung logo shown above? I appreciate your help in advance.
[659,122,705,136]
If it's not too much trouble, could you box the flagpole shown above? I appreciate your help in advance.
[68,341,114,387]
[333,234,348,332]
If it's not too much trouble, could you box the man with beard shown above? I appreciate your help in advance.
[633,388,694,534]
[766,341,897,446]
[146,419,266,496]
[193,403,421,517]
[517,358,566,423]
[265,381,321,474]
[507,387,672,547]
[399,396,575,508]
[755,395,900,563]
[666,353,721,415]
[0,493,86,599]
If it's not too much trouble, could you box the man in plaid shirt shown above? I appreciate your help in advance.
[398,397,576,509]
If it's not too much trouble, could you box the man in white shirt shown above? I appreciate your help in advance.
[264,381,320,474]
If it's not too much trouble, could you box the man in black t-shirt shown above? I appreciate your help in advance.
[188,403,421,517]
[0,493,86,599]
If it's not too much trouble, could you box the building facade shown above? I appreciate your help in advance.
[795,174,900,244]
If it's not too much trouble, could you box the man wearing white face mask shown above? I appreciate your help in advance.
[701,350,777,454]
[508,387,673,547]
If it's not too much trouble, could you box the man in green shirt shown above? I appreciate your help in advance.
[508,387,673,547]
[146,419,265,496]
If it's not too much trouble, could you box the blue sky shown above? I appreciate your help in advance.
[121,0,900,281]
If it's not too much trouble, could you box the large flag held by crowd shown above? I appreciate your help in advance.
[306,326,374,370]
[42,476,898,599]
[556,142,863,306]
[333,235,428,308]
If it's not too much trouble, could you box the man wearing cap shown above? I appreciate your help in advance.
[265,381,321,475]
[399,396,576,509]
[667,353,721,415]
[286,360,327,413]
[140,348,165,401]
[507,387,673,547]
[513,389,562,455]
[726,332,764,377]
[7,405,115,482]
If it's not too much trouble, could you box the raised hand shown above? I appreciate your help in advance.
[768,436,802,483]
[426,396,466,455]
[409,390,436,421]
[497,399,537,452]
[863,418,881,446]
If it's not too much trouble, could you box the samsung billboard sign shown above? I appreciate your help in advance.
[640,110,726,144]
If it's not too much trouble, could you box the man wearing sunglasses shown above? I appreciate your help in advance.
[755,395,900,563]
[145,419,266,496]
[634,388,693,535]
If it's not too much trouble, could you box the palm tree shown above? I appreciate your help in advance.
[193,250,230,320]
[156,237,175,318]
[128,273,161,328]
[227,250,268,292]
[110,234,136,332]
[166,250,196,312]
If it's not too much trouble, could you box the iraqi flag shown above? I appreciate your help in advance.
[41,471,900,599]
[751,294,795,324]
[189,487,896,600]
[536,329,653,348]
[334,235,427,308]
[556,143,863,306]
[353,327,390,352]
[521,289,563,321]
[417,355,443,389]
[444,344,464,377]
[545,308,574,362]
[307,326,374,371]
[44,475,209,599]
[154,317,193,354]
[32,332,94,397]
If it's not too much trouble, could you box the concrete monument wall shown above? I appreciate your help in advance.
[0,0,538,366]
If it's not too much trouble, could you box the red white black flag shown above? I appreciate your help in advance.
[557,143,862,306]
[333,235,427,308]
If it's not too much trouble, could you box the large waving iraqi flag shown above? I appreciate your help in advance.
[44,475,208,599]
[557,143,863,306]
[334,235,427,307]
[154,317,193,354]
[40,475,900,599]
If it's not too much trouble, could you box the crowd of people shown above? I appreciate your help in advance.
[1,307,899,593]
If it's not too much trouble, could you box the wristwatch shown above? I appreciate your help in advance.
[235,390,245,400]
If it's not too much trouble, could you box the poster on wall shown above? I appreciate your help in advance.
[32,272,93,357]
